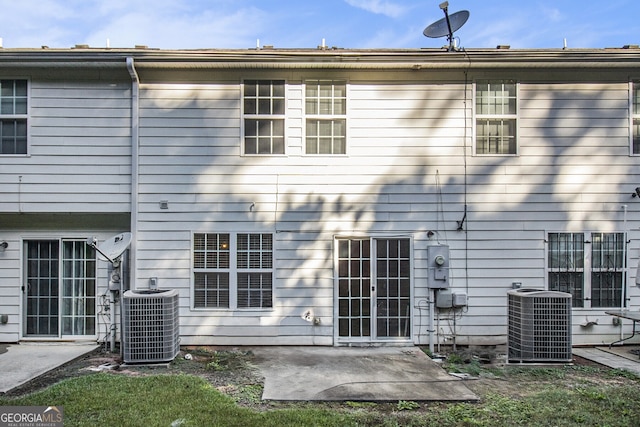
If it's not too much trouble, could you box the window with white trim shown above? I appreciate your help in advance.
[193,233,273,309]
[547,232,625,308]
[475,80,517,155]
[632,82,640,154]
[0,79,28,155]
[243,80,285,155]
[305,80,346,154]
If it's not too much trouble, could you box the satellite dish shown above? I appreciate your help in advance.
[423,10,469,38]
[89,232,132,263]
[423,2,470,51]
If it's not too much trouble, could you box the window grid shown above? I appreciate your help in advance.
[237,233,273,308]
[305,80,347,155]
[375,239,411,338]
[547,232,626,308]
[193,233,273,309]
[194,272,230,308]
[26,241,60,336]
[548,233,584,307]
[475,80,517,155]
[306,119,346,154]
[244,80,285,155]
[0,79,27,155]
[590,233,624,307]
[337,239,371,338]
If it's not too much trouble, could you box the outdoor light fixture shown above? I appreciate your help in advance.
[0,241,8,252]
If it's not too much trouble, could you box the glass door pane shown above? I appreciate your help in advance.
[25,241,59,336]
[62,240,96,336]
[337,239,371,338]
[375,239,411,338]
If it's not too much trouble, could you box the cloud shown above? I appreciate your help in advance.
[344,0,406,18]
[85,7,269,49]
[541,6,563,22]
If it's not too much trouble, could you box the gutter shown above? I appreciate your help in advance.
[126,57,139,289]
[1,48,639,70]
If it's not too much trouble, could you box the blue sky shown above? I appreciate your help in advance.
[1,0,638,50]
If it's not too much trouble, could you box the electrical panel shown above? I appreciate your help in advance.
[427,245,450,288]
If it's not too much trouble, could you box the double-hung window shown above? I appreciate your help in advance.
[0,79,28,155]
[548,232,625,308]
[305,80,346,154]
[243,80,285,155]
[475,80,517,155]
[193,233,273,309]
[632,82,640,154]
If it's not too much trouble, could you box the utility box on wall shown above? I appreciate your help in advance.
[427,245,450,288]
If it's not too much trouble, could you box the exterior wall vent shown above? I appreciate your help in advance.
[122,289,180,364]
[507,289,572,363]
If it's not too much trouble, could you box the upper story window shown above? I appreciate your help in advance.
[0,79,28,155]
[475,80,517,155]
[632,82,640,154]
[305,80,347,155]
[243,80,285,155]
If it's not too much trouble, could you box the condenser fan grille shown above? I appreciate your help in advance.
[122,289,180,364]
[508,289,572,363]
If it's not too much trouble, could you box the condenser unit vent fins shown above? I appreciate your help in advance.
[507,289,572,363]
[122,289,180,364]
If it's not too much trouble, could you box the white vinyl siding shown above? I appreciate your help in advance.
[132,73,637,347]
[0,80,131,213]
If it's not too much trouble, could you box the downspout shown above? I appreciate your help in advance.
[621,205,628,342]
[122,57,140,354]
[126,57,139,289]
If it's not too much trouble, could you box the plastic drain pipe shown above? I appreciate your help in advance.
[125,57,140,354]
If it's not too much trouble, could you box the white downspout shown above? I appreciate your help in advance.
[621,205,628,342]
[126,57,139,290]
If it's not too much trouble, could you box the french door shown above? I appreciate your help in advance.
[23,239,97,338]
[336,237,412,343]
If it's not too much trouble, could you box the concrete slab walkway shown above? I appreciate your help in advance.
[573,345,640,375]
[0,342,99,394]
[251,346,479,402]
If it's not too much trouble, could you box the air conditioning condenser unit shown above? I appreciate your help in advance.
[508,289,572,363]
[122,289,180,364]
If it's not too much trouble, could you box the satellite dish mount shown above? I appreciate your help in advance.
[86,232,132,353]
[423,1,470,51]
[87,232,132,265]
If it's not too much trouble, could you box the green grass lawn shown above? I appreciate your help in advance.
[1,360,639,426]
[0,373,354,427]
